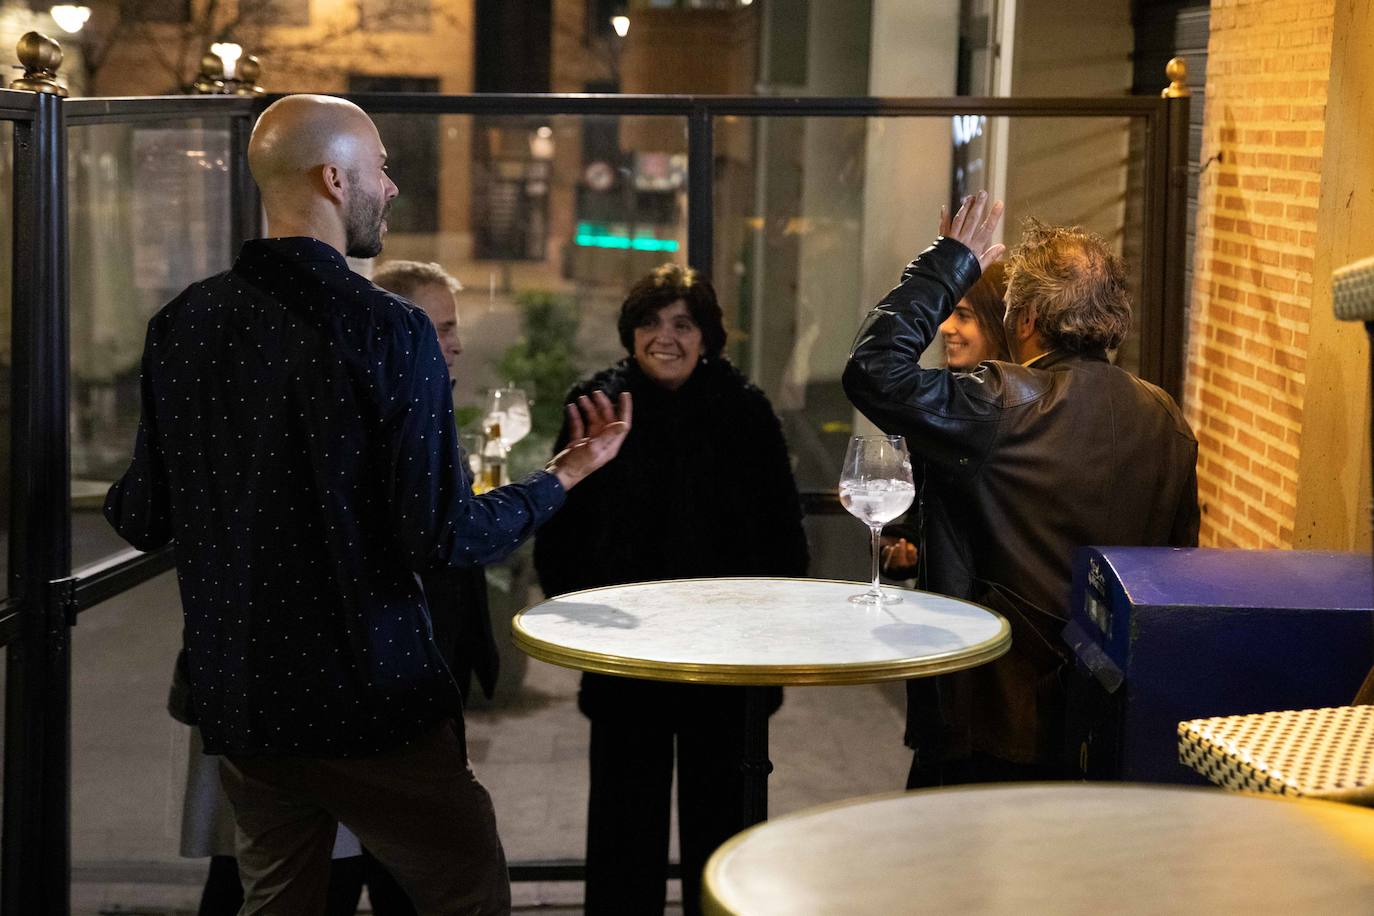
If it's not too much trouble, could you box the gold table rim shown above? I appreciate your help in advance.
[511,576,1012,686]
[699,783,1374,916]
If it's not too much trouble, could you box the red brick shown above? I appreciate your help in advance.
[1285,203,1319,222]
[1262,273,1296,293]
[1281,252,1314,273]
[1254,364,1285,389]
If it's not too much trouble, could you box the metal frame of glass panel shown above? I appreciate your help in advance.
[0,89,1189,914]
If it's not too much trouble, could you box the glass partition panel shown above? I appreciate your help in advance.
[67,119,235,569]
[71,570,204,911]
[354,112,690,481]
[715,114,1147,492]
[352,111,914,873]
[349,111,689,869]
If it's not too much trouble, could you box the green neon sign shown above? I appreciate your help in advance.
[574,221,680,253]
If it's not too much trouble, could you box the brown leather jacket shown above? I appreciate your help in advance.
[844,237,1200,764]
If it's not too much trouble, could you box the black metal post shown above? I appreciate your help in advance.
[229,111,262,250]
[1137,105,1170,394]
[687,105,714,282]
[3,90,73,916]
[1159,91,1192,401]
[741,686,773,826]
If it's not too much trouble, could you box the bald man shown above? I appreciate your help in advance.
[105,95,631,915]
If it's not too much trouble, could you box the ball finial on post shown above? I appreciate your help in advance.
[1162,57,1191,99]
[191,51,226,94]
[10,31,68,96]
[234,55,265,96]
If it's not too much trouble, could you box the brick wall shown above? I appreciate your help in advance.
[1184,0,1334,547]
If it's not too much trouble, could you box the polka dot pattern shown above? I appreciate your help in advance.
[103,236,566,757]
[1179,705,1374,806]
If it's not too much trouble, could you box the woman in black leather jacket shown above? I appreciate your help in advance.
[534,264,809,916]
[882,263,1011,788]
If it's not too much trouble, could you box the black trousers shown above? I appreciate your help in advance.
[584,712,747,916]
[220,721,508,916]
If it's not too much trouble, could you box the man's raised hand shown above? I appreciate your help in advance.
[938,190,1006,271]
[548,390,633,491]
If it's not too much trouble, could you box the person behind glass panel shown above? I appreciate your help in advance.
[878,261,1009,791]
[534,263,809,916]
[371,259,497,703]
[373,260,464,378]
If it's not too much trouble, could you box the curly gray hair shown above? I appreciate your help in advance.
[371,260,463,299]
[1005,219,1132,353]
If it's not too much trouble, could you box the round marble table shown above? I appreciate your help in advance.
[702,784,1374,915]
[512,577,1010,823]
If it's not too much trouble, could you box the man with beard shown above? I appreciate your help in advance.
[105,95,632,914]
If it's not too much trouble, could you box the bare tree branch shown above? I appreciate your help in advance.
[80,0,470,93]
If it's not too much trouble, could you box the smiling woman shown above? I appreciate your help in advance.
[533,262,810,916]
[936,260,1010,371]
[616,262,726,389]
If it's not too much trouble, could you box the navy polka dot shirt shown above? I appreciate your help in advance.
[104,237,565,757]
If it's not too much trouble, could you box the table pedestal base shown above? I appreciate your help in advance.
[742,686,772,826]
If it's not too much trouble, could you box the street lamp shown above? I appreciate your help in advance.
[209,41,243,79]
[611,15,629,38]
[49,4,91,34]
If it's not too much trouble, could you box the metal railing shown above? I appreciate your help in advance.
[0,63,1190,915]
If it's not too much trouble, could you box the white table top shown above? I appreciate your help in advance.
[703,784,1374,915]
[511,577,1010,686]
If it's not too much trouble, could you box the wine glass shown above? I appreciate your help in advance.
[484,385,532,449]
[839,435,916,605]
[458,431,484,488]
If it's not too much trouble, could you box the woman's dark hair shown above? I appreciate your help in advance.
[617,263,727,359]
[965,261,1011,362]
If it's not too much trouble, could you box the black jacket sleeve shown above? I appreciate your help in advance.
[1170,457,1202,547]
[842,237,1007,476]
[380,309,565,571]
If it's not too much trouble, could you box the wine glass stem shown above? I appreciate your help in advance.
[869,525,882,598]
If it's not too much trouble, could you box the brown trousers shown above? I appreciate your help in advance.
[219,721,510,916]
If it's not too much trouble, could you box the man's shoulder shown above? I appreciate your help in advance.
[960,360,1054,408]
[1062,357,1196,441]
[147,270,237,328]
[1124,371,1195,439]
[352,280,429,333]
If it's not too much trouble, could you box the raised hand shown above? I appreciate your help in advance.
[548,390,633,490]
[938,190,1006,271]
